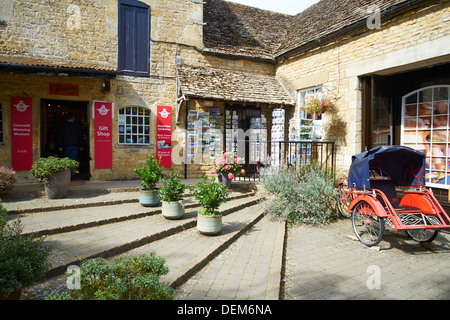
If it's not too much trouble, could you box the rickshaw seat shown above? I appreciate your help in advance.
[370,180,420,211]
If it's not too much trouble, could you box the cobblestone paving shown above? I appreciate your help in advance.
[283,219,450,300]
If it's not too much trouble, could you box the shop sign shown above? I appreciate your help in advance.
[49,83,80,96]
[156,106,172,168]
[93,101,113,169]
[11,97,33,170]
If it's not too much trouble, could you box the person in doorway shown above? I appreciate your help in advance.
[58,112,84,164]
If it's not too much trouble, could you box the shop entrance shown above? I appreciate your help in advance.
[225,104,264,177]
[40,99,90,180]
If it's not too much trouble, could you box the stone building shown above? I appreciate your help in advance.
[1,0,449,203]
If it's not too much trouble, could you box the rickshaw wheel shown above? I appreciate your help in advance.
[337,183,353,219]
[352,201,385,247]
[405,229,439,244]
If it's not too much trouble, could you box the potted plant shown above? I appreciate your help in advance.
[189,176,228,235]
[211,152,245,188]
[134,154,164,207]
[0,167,17,193]
[29,156,79,199]
[0,201,51,300]
[158,172,186,220]
[303,92,337,116]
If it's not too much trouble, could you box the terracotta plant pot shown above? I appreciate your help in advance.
[44,169,71,199]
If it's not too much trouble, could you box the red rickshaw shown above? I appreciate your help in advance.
[339,146,450,247]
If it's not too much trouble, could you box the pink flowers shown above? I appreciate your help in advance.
[0,167,17,192]
[211,152,245,180]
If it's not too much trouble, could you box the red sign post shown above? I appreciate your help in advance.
[94,101,113,169]
[11,97,33,170]
[156,106,172,168]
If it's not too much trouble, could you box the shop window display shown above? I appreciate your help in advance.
[401,86,450,187]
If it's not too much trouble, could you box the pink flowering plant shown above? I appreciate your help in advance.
[211,152,245,180]
[303,92,337,116]
[0,167,17,192]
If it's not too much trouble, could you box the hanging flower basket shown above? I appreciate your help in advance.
[303,93,337,116]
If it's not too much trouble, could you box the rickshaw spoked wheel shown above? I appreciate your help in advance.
[352,200,385,247]
[337,183,353,219]
[405,229,439,244]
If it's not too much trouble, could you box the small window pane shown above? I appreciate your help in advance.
[118,106,151,145]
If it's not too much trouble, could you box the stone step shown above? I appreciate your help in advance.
[7,190,256,237]
[42,195,263,279]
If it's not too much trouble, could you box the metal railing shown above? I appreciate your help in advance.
[236,140,336,181]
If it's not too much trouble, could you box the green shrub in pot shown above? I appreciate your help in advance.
[134,154,164,207]
[158,172,186,219]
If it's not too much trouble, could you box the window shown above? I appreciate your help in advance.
[298,86,323,120]
[118,0,150,76]
[118,107,151,145]
[401,85,450,188]
[0,104,3,143]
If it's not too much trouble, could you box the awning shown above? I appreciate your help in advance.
[0,56,119,77]
[177,65,295,106]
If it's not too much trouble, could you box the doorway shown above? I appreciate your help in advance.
[41,99,90,180]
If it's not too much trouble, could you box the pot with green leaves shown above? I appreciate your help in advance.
[29,156,79,199]
[158,172,186,220]
[189,176,228,235]
[134,154,164,207]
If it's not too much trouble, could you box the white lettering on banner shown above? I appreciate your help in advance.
[97,131,111,137]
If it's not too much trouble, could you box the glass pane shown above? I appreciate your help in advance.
[434,87,449,101]
[419,88,433,103]
[418,103,432,116]
[434,102,448,115]
[405,93,417,105]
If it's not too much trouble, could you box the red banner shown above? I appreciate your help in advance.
[94,101,113,169]
[156,106,172,168]
[11,97,33,170]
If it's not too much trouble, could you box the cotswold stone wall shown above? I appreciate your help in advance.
[276,1,450,174]
[0,0,205,181]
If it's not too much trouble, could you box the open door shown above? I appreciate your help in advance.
[41,99,90,180]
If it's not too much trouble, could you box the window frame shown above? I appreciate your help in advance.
[118,106,151,146]
[401,85,450,189]
[297,86,323,120]
[118,0,151,77]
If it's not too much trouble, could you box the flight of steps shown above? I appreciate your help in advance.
[3,182,282,300]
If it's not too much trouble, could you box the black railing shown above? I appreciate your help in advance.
[236,140,336,181]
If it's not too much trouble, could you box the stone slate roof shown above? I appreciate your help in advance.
[204,0,414,60]
[203,0,292,60]
[177,66,295,105]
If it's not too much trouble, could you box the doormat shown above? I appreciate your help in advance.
[70,181,85,186]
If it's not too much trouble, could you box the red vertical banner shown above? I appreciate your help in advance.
[156,106,172,168]
[11,97,33,170]
[94,101,113,169]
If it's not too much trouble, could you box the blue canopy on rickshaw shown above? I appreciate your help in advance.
[348,146,426,189]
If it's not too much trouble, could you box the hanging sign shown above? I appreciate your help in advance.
[156,106,172,168]
[93,101,113,169]
[11,97,33,170]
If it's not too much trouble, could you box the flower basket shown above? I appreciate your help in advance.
[303,93,337,116]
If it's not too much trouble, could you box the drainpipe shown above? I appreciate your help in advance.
[184,97,189,179]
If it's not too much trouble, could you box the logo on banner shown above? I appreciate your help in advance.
[14,100,30,112]
[97,105,110,116]
[159,108,170,119]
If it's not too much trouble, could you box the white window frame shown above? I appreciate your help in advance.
[401,85,450,189]
[297,86,324,120]
[118,106,151,145]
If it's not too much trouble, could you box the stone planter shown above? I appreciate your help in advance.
[161,200,185,220]
[217,173,232,188]
[197,213,222,235]
[44,169,71,199]
[139,189,160,207]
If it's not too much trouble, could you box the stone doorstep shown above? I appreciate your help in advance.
[44,195,264,280]
[17,191,258,237]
